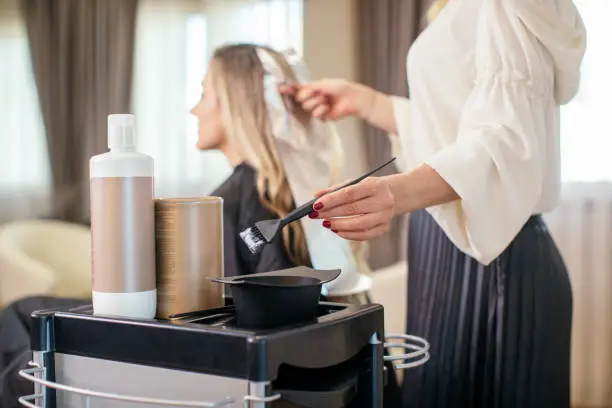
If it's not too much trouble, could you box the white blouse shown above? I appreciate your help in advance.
[392,0,586,265]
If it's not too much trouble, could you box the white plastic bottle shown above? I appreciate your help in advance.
[90,114,157,319]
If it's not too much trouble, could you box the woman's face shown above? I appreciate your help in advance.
[190,65,226,151]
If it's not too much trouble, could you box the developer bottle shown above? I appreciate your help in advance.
[90,114,156,319]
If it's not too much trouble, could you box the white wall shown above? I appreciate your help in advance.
[303,0,367,179]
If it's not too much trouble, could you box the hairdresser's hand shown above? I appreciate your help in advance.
[279,79,377,122]
[309,177,396,241]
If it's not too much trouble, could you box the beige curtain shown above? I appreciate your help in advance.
[356,0,431,269]
[21,0,139,224]
[544,185,612,408]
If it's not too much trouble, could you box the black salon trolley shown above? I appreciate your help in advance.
[18,302,429,407]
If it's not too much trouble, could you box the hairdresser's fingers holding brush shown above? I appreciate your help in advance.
[333,222,391,241]
[312,177,396,241]
[326,212,391,232]
[312,195,388,219]
[312,183,342,199]
[323,210,394,241]
[314,177,394,216]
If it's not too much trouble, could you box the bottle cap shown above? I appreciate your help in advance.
[108,114,136,149]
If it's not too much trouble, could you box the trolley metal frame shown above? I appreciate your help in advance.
[18,311,429,407]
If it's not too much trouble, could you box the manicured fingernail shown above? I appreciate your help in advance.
[314,202,324,211]
[308,211,319,219]
[332,229,338,233]
[322,220,332,229]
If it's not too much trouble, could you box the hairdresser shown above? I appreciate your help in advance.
[282,0,586,407]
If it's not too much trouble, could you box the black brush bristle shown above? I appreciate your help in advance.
[239,226,266,254]
[254,219,282,243]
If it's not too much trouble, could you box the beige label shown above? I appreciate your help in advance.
[90,177,156,292]
[154,197,224,318]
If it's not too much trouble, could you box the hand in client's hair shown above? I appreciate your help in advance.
[277,82,313,127]
[279,79,376,122]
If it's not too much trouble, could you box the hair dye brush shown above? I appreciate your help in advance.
[239,157,397,255]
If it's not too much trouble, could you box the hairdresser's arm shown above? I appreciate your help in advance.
[312,163,459,241]
[287,80,398,136]
[386,164,459,215]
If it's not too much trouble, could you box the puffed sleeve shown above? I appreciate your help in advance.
[422,0,580,264]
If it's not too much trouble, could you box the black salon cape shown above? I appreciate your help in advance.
[210,162,298,278]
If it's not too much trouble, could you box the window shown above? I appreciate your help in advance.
[0,0,51,221]
[132,0,304,197]
[560,0,612,182]
[0,0,303,221]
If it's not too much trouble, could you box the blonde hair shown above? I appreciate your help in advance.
[211,44,310,265]
[210,44,370,276]
[426,0,449,23]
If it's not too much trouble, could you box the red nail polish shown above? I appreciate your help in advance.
[322,220,332,229]
[332,229,338,233]
[308,211,319,219]
[314,202,324,211]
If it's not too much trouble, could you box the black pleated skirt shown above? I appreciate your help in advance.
[401,210,572,408]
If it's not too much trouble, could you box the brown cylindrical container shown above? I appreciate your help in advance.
[154,197,224,318]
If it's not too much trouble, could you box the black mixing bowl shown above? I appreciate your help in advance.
[210,267,341,329]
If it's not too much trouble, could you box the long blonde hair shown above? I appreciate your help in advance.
[211,44,371,276]
[210,44,311,265]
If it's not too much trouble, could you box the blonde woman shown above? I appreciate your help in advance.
[284,0,587,407]
[191,44,367,285]
[192,44,316,275]
[189,44,401,405]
